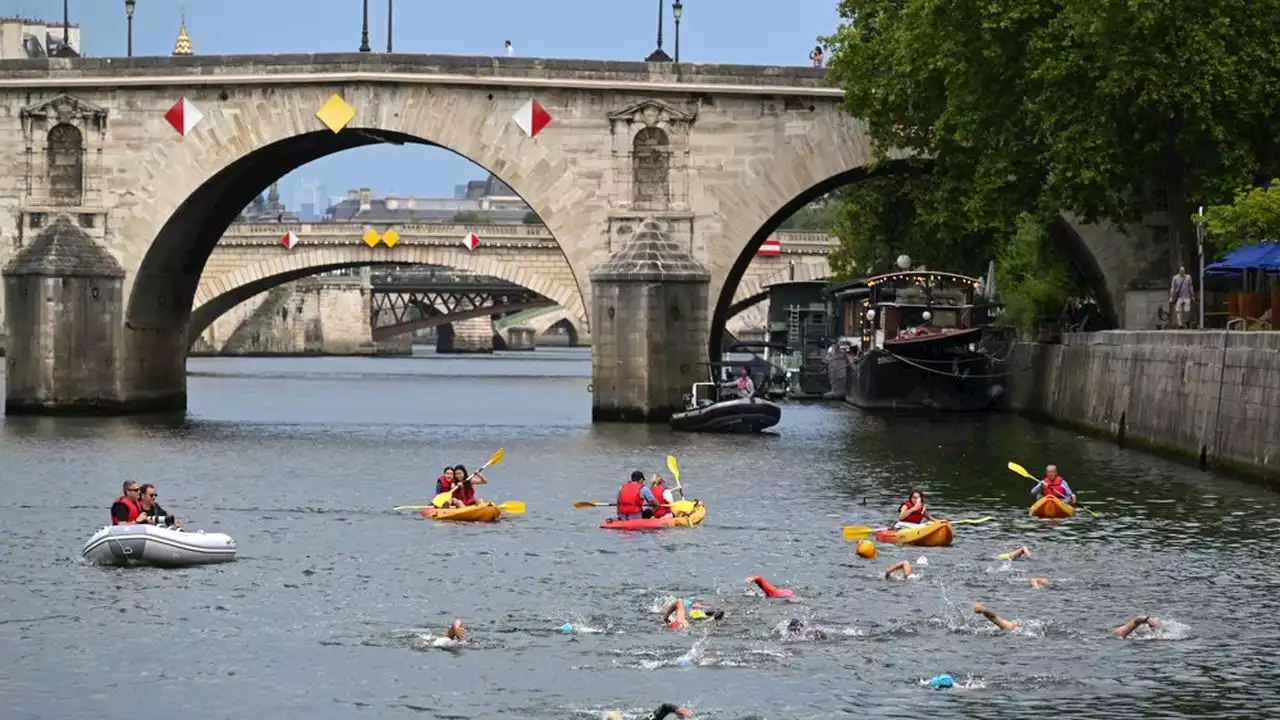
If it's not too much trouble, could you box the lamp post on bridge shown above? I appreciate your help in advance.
[124,0,135,57]
[386,0,393,52]
[645,0,671,62]
[359,0,372,52]
[672,1,683,63]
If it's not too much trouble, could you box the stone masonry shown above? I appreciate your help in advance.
[0,52,1166,416]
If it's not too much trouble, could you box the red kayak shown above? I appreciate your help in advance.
[600,502,706,530]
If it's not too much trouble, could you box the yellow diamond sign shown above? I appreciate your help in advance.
[381,228,400,248]
[316,93,355,133]
[362,228,381,247]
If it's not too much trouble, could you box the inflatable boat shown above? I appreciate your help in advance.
[669,383,781,434]
[81,524,237,567]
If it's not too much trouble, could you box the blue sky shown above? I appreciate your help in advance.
[15,0,840,207]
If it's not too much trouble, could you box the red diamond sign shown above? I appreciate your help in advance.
[164,97,204,137]
[461,232,480,251]
[512,98,552,138]
[281,231,299,249]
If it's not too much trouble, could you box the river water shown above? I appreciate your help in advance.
[2,346,1279,720]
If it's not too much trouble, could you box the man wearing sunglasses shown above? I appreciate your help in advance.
[137,484,181,529]
[110,482,147,525]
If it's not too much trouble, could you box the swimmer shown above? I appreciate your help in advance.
[602,705,693,720]
[1113,615,1161,638]
[972,602,1020,631]
[746,576,795,598]
[996,546,1031,561]
[785,617,829,641]
[1029,578,1051,589]
[445,619,467,641]
[884,560,917,580]
[661,598,689,630]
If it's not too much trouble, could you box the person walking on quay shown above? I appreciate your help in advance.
[1169,265,1195,328]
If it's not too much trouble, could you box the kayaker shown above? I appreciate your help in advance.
[884,560,917,580]
[616,470,646,520]
[641,475,673,519]
[996,546,1031,561]
[451,465,488,507]
[1032,465,1076,505]
[897,489,937,525]
[110,481,146,525]
[746,576,795,599]
[137,484,180,529]
[435,466,454,496]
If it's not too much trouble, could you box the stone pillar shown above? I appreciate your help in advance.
[3,215,126,414]
[439,314,494,354]
[590,218,710,422]
[506,326,536,351]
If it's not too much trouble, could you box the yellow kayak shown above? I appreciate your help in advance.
[421,503,502,523]
[1030,496,1076,518]
[875,521,953,547]
[601,501,707,530]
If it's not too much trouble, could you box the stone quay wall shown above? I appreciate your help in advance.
[1008,331,1280,483]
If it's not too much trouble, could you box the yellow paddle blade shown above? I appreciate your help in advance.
[486,448,506,468]
[670,500,697,514]
[573,501,610,508]
[841,525,875,541]
[666,454,680,483]
[1007,461,1035,481]
[393,505,429,511]
[431,489,454,508]
[498,500,525,514]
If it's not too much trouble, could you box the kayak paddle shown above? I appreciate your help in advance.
[573,501,611,508]
[1008,460,1101,517]
[666,454,697,515]
[433,448,506,508]
[396,500,525,514]
[841,517,994,540]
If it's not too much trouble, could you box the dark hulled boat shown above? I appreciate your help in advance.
[669,381,781,433]
[843,270,1009,411]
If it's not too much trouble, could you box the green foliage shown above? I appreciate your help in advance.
[995,213,1083,333]
[1199,179,1280,255]
[822,0,1280,319]
[452,210,487,224]
[778,199,843,231]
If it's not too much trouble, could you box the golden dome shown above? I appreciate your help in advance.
[172,6,193,56]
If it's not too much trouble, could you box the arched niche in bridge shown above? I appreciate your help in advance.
[46,123,85,205]
[705,160,1118,364]
[632,127,671,210]
[126,128,583,340]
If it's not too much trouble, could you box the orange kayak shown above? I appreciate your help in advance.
[874,521,954,547]
[600,502,707,530]
[421,503,502,522]
[1030,496,1077,518]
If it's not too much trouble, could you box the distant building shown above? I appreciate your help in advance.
[0,17,82,58]
[325,174,534,224]
[238,182,298,223]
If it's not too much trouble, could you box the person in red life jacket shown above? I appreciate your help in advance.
[1032,465,1076,505]
[110,481,146,525]
[897,488,937,526]
[450,465,488,507]
[641,475,672,519]
[435,466,454,496]
[746,576,796,599]
[721,366,756,400]
[616,470,646,520]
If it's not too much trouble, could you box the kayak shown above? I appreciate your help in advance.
[421,503,502,523]
[875,521,953,547]
[600,501,707,530]
[1030,496,1077,518]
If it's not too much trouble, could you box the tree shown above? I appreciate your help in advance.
[1199,179,1280,255]
[452,210,486,224]
[778,198,842,231]
[824,0,1280,294]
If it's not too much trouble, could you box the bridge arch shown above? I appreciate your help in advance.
[188,247,582,344]
[120,91,594,362]
[522,306,584,345]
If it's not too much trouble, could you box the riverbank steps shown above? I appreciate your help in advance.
[1010,331,1280,483]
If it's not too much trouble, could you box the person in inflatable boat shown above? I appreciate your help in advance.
[137,484,180,529]
[110,481,146,525]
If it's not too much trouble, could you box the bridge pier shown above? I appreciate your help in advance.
[437,315,495,354]
[3,217,130,414]
[590,219,709,423]
[505,326,537,351]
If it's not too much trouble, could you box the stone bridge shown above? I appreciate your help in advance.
[0,52,1165,420]
[194,221,835,348]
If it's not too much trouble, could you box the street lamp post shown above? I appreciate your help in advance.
[124,0,135,57]
[645,0,671,62]
[386,0,393,53]
[359,0,371,52]
[1197,206,1206,330]
[672,1,683,63]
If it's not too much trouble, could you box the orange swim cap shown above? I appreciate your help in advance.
[856,540,876,559]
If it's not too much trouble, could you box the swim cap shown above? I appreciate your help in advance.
[929,673,954,689]
[560,623,574,633]
[996,552,1012,561]
[683,598,694,609]
[856,540,876,559]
